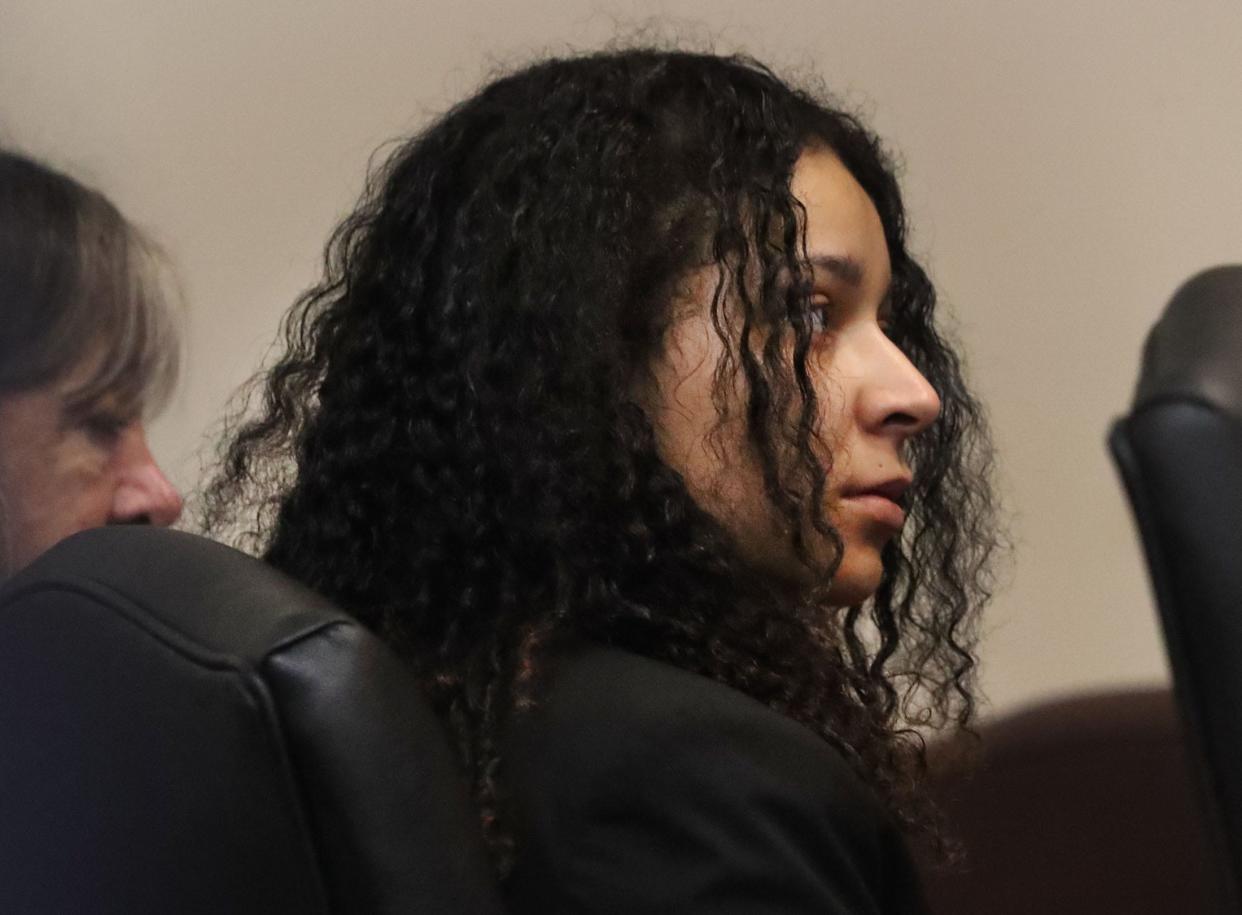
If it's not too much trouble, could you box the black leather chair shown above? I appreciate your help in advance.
[1110,264,1242,913]
[0,526,504,914]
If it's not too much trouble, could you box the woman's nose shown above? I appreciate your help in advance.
[863,333,941,439]
[109,425,183,527]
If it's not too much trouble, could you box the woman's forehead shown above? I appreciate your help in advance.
[791,150,892,301]
[54,343,148,419]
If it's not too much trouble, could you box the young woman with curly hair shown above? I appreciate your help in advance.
[204,48,998,913]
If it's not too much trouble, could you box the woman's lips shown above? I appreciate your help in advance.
[840,492,906,530]
[838,478,911,530]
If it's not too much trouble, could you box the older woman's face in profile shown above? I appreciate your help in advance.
[643,148,940,605]
[0,360,182,580]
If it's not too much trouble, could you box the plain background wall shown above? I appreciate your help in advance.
[3,0,1240,717]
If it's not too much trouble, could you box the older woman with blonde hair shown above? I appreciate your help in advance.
[0,150,182,580]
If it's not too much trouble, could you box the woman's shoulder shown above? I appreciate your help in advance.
[506,642,881,832]
[509,641,866,796]
[503,642,924,914]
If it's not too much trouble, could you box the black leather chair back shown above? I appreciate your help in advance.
[0,527,503,915]
[1109,264,1242,912]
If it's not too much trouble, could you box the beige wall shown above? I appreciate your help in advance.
[4,0,1240,717]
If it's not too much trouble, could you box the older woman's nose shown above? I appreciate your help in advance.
[109,425,183,527]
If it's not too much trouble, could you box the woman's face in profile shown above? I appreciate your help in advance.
[0,356,183,581]
[643,148,941,605]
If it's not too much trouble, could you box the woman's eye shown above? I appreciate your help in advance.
[806,297,834,334]
[81,412,128,446]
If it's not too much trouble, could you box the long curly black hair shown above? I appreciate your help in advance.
[202,48,998,871]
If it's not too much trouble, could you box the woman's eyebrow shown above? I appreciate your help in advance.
[807,253,864,288]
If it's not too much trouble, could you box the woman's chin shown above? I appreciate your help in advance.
[825,548,884,607]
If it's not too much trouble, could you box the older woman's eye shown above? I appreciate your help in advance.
[79,409,133,447]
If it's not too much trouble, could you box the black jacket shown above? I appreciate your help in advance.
[503,643,928,914]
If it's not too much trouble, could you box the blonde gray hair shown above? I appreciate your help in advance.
[0,149,179,414]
